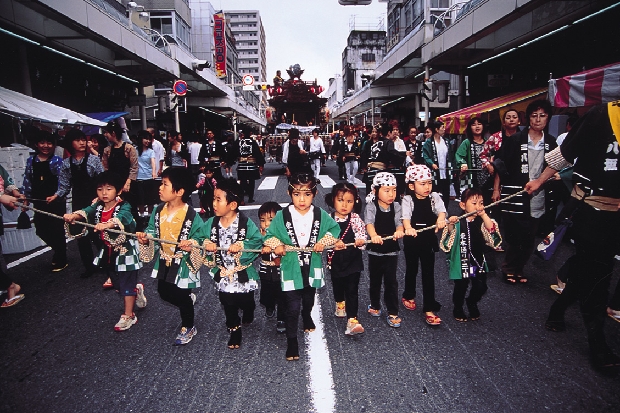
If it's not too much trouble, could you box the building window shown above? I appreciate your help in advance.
[362,53,375,62]
[430,0,449,8]
[150,13,173,35]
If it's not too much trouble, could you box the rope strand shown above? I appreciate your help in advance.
[14,188,528,254]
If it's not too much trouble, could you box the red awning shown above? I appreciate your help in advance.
[549,62,620,107]
[437,87,547,134]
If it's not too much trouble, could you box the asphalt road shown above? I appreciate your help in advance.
[1,161,619,413]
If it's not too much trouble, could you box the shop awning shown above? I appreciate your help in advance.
[275,123,316,134]
[82,112,129,135]
[549,62,620,107]
[0,86,106,126]
[437,87,547,134]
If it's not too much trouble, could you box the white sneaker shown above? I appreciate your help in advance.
[345,318,364,335]
[135,283,147,308]
[114,314,137,331]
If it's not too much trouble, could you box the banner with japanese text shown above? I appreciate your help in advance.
[214,13,226,78]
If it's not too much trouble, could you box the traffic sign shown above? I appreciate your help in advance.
[242,74,254,86]
[173,79,188,96]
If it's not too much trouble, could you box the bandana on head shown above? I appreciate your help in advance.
[405,164,433,183]
[367,172,397,202]
[373,172,397,188]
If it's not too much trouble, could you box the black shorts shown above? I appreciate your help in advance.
[109,270,138,296]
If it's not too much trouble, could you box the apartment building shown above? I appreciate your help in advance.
[224,10,267,103]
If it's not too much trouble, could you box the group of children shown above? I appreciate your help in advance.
[60,161,501,361]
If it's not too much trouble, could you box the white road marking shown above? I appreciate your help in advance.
[306,293,336,413]
[319,175,364,189]
[258,176,279,190]
[7,246,51,269]
[352,176,365,189]
[318,175,336,188]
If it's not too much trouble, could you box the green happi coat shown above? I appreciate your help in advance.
[140,203,206,289]
[265,206,340,291]
[202,214,263,283]
[76,200,142,272]
[440,218,502,280]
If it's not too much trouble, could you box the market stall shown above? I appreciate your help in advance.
[437,87,548,134]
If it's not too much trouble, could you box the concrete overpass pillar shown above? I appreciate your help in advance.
[458,71,466,110]
[18,44,32,96]
[138,85,147,130]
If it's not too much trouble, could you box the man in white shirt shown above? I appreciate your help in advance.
[187,133,203,182]
[147,128,165,178]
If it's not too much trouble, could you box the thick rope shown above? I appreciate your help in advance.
[15,188,527,254]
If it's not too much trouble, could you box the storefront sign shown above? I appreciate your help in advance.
[214,13,226,79]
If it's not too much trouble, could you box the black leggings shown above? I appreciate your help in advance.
[452,273,488,309]
[259,279,285,321]
[368,254,399,316]
[332,272,361,319]
[219,291,255,330]
[402,237,440,313]
[33,201,66,264]
[157,279,194,328]
[283,286,315,339]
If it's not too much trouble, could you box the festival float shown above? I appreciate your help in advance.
[267,64,327,133]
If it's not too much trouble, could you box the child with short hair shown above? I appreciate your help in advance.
[196,165,217,218]
[257,201,286,333]
[64,171,145,331]
[401,165,447,326]
[440,188,501,321]
[202,178,263,349]
[325,183,367,335]
[365,172,405,328]
[136,167,205,345]
[263,173,340,360]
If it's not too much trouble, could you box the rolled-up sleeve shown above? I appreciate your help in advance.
[545,147,573,171]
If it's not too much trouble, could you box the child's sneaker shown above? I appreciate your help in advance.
[114,313,137,331]
[175,326,197,345]
[367,305,381,317]
[345,318,365,335]
[386,314,402,328]
[135,283,147,308]
[335,301,346,318]
[401,297,416,311]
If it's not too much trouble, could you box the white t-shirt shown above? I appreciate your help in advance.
[151,139,165,176]
[288,204,314,248]
[436,138,448,180]
[188,142,201,165]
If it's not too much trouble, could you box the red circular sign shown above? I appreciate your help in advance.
[173,80,188,96]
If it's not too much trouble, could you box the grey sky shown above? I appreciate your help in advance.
[212,0,386,92]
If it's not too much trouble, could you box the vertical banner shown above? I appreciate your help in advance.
[213,12,226,78]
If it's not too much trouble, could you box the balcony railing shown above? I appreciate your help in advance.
[88,0,171,56]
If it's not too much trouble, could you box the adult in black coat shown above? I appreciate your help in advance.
[494,99,560,284]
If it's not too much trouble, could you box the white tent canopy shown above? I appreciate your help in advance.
[0,86,106,126]
[275,123,316,134]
